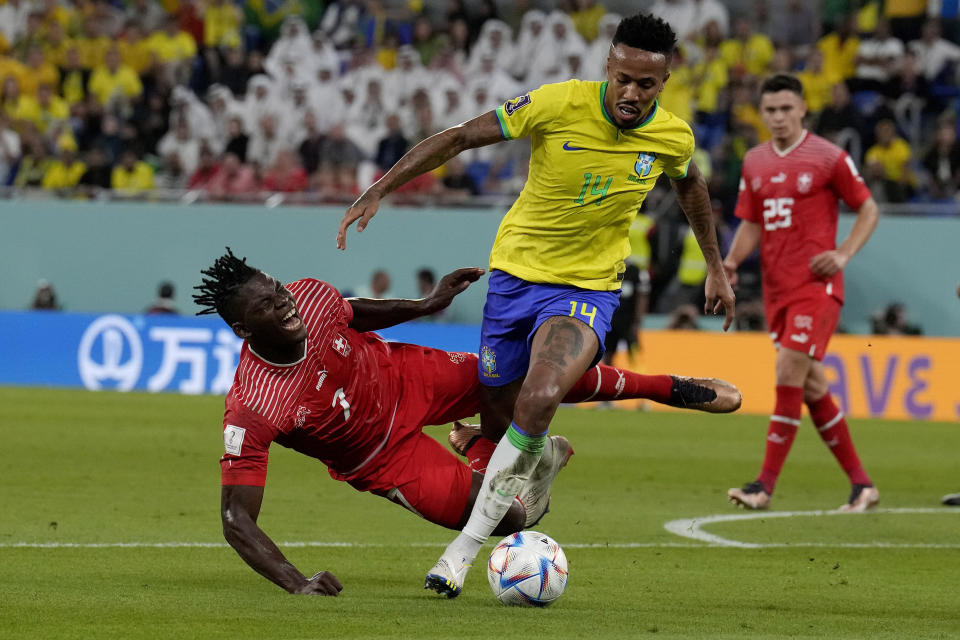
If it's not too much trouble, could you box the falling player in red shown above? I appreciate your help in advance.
[194,249,741,595]
[723,74,880,512]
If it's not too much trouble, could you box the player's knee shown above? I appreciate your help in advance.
[514,384,563,432]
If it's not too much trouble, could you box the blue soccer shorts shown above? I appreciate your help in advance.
[478,269,620,386]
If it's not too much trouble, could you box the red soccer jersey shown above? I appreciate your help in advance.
[220,278,400,487]
[734,131,871,305]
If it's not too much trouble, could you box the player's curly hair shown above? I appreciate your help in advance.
[612,13,677,57]
[761,73,804,97]
[193,247,258,320]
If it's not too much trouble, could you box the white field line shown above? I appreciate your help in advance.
[0,541,703,549]
[663,507,960,548]
[3,509,957,550]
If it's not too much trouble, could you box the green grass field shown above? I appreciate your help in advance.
[2,387,959,639]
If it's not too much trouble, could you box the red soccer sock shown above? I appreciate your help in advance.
[562,364,673,403]
[463,437,497,474]
[757,385,804,495]
[807,394,872,486]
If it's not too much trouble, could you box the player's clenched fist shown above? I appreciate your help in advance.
[293,571,343,596]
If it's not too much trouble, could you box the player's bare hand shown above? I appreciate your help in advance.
[810,250,848,277]
[425,267,485,312]
[293,571,343,596]
[721,258,740,289]
[704,270,736,332]
[337,189,382,250]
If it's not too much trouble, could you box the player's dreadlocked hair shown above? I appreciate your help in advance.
[612,13,677,58]
[761,73,804,97]
[193,247,258,320]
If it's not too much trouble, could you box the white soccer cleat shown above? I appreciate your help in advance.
[727,481,772,510]
[424,555,472,598]
[518,435,574,527]
[837,484,879,513]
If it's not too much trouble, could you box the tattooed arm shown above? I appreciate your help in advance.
[336,111,505,249]
[670,161,736,330]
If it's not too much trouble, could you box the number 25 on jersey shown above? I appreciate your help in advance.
[763,197,793,231]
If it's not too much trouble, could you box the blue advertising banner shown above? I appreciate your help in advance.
[0,311,479,394]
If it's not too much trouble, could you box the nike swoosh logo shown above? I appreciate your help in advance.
[562,141,585,151]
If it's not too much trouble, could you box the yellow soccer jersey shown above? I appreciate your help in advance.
[491,79,694,291]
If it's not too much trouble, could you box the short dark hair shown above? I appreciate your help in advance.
[193,247,258,321]
[158,281,175,299]
[760,73,804,97]
[612,13,677,57]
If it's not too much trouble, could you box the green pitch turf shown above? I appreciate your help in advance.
[2,387,959,639]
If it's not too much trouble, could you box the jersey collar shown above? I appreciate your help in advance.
[599,81,658,131]
[771,129,808,158]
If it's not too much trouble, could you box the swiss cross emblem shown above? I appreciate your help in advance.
[332,334,351,357]
[797,172,813,193]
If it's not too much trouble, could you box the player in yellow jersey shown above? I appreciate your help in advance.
[337,13,736,598]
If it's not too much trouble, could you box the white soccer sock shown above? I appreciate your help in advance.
[444,424,545,563]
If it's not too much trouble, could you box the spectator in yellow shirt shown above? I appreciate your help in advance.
[865,118,915,203]
[0,55,26,94]
[75,16,112,70]
[1,75,30,123]
[146,16,199,65]
[817,15,860,84]
[17,82,69,133]
[720,17,775,79]
[569,0,607,42]
[204,0,242,49]
[41,20,72,68]
[797,50,832,115]
[58,46,89,106]
[41,144,86,190]
[19,45,60,97]
[117,22,154,76]
[88,45,143,109]
[111,149,155,194]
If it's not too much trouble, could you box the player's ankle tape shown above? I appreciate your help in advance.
[506,423,546,454]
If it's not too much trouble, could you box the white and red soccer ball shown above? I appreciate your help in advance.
[487,530,568,606]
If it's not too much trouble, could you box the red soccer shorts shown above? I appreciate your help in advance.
[765,284,841,361]
[350,344,484,528]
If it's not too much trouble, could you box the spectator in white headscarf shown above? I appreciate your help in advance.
[513,10,546,83]
[467,19,514,76]
[585,13,622,81]
[309,62,347,133]
[526,11,587,88]
[387,45,431,109]
[433,76,469,130]
[309,29,341,77]
[158,119,201,176]
[474,53,522,105]
[650,0,697,43]
[169,86,219,152]
[207,84,243,151]
[244,75,280,134]
[265,16,313,78]
[247,112,289,169]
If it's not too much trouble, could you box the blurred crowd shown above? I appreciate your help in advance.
[0,0,957,208]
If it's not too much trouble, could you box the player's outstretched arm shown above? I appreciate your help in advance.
[221,485,343,596]
[336,111,505,249]
[670,161,736,330]
[810,196,879,277]
[722,219,762,289]
[347,267,485,332]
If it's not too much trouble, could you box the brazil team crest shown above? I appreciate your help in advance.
[634,152,657,179]
[481,345,497,376]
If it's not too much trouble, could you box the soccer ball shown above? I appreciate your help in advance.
[487,530,568,607]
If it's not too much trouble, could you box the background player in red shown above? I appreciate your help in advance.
[722,74,881,513]
[194,249,741,595]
